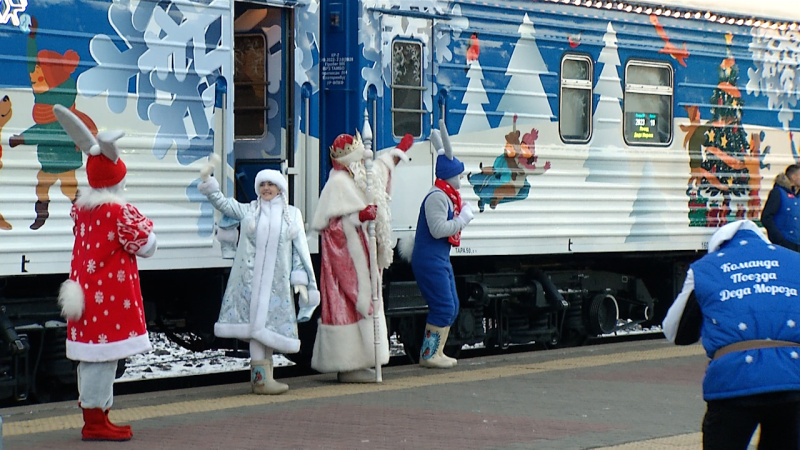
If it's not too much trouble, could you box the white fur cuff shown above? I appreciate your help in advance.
[136,232,157,258]
[198,177,220,195]
[347,212,363,226]
[59,279,85,320]
[389,147,410,162]
[290,270,309,286]
[308,289,320,307]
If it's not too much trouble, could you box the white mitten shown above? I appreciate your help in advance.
[197,176,220,195]
[457,201,474,227]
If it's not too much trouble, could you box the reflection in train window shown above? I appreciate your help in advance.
[624,61,673,146]
[560,54,593,143]
[392,40,424,138]
[234,34,268,138]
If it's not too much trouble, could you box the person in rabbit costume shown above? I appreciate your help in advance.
[53,105,156,441]
[411,120,474,369]
[197,162,319,395]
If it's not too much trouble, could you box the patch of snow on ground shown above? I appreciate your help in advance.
[118,325,661,382]
[118,332,407,382]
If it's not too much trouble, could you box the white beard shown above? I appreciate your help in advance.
[350,160,393,269]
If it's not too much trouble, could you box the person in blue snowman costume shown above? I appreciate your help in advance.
[663,219,800,448]
[411,120,474,369]
[198,165,319,394]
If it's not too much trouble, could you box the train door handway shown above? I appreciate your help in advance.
[232,3,293,202]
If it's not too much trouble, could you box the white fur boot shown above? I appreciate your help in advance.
[419,324,457,369]
[251,358,288,395]
[337,368,378,383]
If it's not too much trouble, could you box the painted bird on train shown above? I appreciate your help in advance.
[465,32,479,72]
[650,14,689,67]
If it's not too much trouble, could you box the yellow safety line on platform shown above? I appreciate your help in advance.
[595,431,702,449]
[4,343,705,437]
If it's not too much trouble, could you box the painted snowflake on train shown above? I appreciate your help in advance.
[78,0,231,165]
[747,27,800,130]
[0,0,27,26]
[359,0,466,108]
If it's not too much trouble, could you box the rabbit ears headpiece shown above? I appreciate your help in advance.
[53,104,126,189]
[431,119,464,180]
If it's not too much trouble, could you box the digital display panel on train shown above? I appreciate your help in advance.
[626,112,659,143]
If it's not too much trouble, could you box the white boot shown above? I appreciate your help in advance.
[337,368,378,383]
[419,324,457,369]
[251,358,288,395]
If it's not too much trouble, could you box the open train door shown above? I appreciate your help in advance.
[231,2,296,202]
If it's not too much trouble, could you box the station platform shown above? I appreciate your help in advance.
[1,339,753,449]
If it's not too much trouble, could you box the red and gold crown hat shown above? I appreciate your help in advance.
[330,130,365,166]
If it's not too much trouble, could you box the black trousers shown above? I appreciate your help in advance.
[703,396,800,449]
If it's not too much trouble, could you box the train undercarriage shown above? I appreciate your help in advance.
[0,251,692,403]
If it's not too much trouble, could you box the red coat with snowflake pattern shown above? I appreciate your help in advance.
[65,202,154,362]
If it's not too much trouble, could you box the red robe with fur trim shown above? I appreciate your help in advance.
[64,199,154,362]
[310,149,404,373]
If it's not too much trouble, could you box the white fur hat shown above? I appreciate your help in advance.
[254,169,288,195]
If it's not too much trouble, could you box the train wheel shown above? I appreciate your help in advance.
[586,294,619,335]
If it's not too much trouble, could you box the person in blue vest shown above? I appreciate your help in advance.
[761,164,800,252]
[411,120,474,369]
[663,220,800,449]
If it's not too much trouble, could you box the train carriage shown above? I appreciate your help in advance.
[0,0,798,401]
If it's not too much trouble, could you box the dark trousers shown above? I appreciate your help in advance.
[703,397,800,449]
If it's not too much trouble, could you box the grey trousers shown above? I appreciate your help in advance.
[77,360,118,409]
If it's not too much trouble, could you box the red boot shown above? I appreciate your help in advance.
[81,408,132,441]
[105,409,133,435]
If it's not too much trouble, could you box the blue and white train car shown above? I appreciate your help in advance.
[0,0,797,401]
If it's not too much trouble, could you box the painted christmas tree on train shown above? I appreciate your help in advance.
[686,33,768,227]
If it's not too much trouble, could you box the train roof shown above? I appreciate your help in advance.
[538,0,800,25]
[651,0,800,22]
[632,0,800,22]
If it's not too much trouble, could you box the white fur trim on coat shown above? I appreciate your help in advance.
[388,147,410,163]
[291,270,309,286]
[75,188,126,209]
[311,170,368,231]
[136,232,157,258]
[341,219,373,318]
[707,220,768,252]
[310,316,389,373]
[66,333,152,362]
[58,279,85,320]
[249,198,283,343]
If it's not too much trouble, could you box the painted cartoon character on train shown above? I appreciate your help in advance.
[0,95,12,230]
[8,17,97,230]
[468,115,550,212]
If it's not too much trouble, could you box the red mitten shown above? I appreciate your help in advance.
[359,205,378,222]
[396,134,414,152]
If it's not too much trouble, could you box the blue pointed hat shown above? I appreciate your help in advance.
[436,154,464,180]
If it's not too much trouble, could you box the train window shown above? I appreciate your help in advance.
[559,55,593,143]
[391,40,424,138]
[234,34,268,138]
[623,61,673,146]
